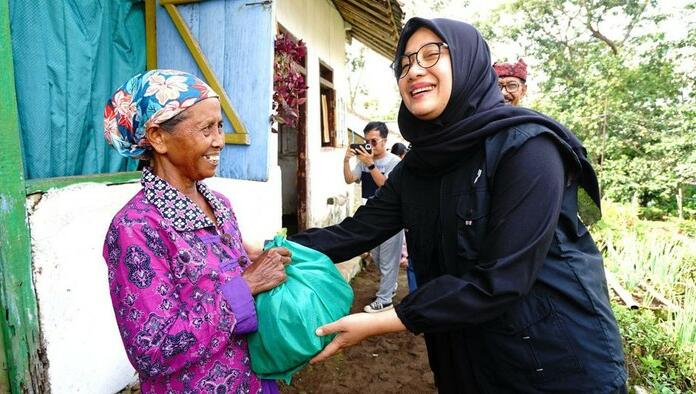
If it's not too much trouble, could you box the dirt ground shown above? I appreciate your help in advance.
[280,263,436,394]
[120,263,436,394]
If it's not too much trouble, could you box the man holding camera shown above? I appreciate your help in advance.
[343,121,402,313]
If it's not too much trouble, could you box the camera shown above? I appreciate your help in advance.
[350,143,372,154]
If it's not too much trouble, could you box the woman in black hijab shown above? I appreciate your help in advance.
[290,18,626,393]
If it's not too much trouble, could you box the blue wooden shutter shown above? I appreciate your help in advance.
[156,0,273,181]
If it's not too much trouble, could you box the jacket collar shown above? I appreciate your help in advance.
[141,167,230,232]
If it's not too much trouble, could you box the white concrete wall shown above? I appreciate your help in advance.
[276,0,359,227]
[28,169,281,393]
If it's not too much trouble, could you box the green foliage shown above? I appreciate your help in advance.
[613,304,695,392]
[346,44,368,111]
[482,0,696,217]
[591,201,696,389]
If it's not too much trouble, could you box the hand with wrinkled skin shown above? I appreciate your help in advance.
[310,309,406,364]
[242,247,291,295]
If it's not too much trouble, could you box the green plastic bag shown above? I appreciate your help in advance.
[247,234,354,383]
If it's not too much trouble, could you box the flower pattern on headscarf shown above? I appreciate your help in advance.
[104,69,218,159]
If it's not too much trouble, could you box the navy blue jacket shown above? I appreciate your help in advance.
[290,124,626,393]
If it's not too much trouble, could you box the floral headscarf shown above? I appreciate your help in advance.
[104,69,218,159]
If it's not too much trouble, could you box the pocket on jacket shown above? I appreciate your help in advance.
[479,294,584,383]
[456,191,489,260]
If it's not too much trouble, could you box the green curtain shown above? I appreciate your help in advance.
[10,0,146,179]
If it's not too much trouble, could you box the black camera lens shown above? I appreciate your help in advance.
[364,143,372,150]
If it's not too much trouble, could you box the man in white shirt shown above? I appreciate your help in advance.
[343,121,403,312]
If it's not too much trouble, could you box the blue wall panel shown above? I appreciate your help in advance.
[156,0,273,181]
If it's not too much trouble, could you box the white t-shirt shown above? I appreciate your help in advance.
[351,153,401,200]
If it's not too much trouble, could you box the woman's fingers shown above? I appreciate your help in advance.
[276,247,291,256]
[315,319,344,337]
[310,337,344,364]
[268,247,291,256]
[268,247,292,263]
[309,319,350,363]
[268,247,292,265]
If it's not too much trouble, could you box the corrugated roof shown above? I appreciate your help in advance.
[332,0,404,59]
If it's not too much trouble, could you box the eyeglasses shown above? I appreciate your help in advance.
[368,138,383,145]
[498,81,522,93]
[391,42,449,79]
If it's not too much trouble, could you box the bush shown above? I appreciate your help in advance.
[593,201,696,391]
[639,206,668,221]
[612,304,695,392]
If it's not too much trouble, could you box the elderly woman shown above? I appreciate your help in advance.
[102,69,288,393]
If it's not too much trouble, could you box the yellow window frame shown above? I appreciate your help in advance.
[147,0,250,145]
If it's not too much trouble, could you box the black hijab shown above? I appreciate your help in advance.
[396,18,601,209]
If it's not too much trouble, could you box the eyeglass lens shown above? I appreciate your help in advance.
[499,82,520,92]
[396,43,446,79]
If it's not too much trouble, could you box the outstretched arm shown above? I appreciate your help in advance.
[290,164,405,263]
[310,309,406,363]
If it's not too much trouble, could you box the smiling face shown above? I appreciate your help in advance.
[148,98,225,184]
[498,76,527,106]
[397,27,453,121]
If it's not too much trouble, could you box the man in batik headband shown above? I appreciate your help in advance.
[493,58,527,106]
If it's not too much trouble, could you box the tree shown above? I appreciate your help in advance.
[346,43,368,111]
[482,0,696,217]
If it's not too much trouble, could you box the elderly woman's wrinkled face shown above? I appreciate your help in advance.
[155,98,224,181]
[397,27,453,121]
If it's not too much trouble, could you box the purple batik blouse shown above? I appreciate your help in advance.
[103,168,277,393]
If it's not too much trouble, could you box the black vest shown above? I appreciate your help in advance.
[399,124,626,392]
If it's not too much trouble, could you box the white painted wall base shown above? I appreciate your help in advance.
[28,168,281,393]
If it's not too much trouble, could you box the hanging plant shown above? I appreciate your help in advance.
[271,34,308,132]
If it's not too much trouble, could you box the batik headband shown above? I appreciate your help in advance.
[104,69,218,159]
[493,59,527,81]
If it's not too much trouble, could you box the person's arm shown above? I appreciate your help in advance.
[311,309,406,363]
[220,195,290,296]
[242,247,290,295]
[103,219,286,379]
[367,164,387,187]
[396,135,566,333]
[373,154,400,188]
[290,164,405,263]
[353,146,388,187]
[309,136,567,363]
[343,146,360,184]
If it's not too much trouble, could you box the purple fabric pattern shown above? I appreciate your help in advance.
[221,278,258,335]
[103,167,266,393]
